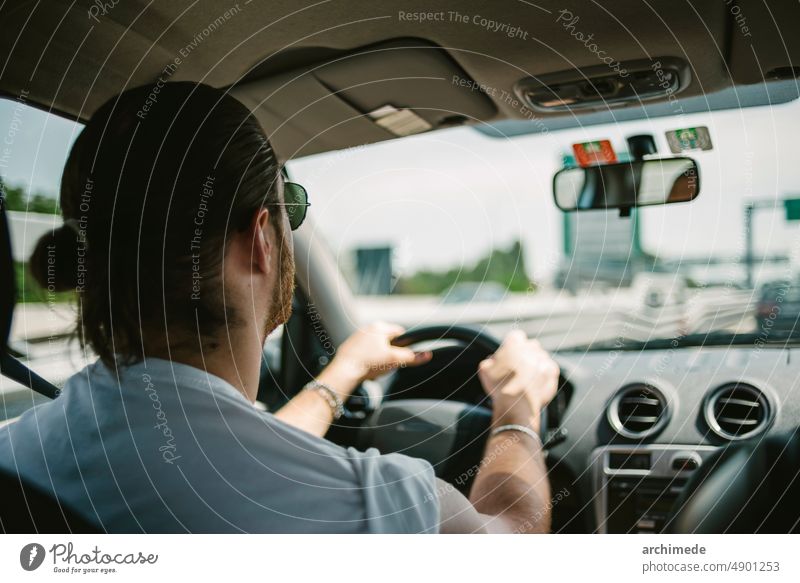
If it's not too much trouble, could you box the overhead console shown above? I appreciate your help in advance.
[514,58,691,112]
[232,39,496,160]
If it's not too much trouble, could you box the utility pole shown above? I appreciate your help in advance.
[744,203,754,288]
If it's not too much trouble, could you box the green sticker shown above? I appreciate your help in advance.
[665,126,713,153]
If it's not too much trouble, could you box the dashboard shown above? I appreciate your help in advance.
[549,345,800,533]
[385,342,799,533]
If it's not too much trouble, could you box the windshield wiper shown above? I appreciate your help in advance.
[567,329,800,352]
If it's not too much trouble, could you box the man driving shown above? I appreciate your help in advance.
[0,82,558,533]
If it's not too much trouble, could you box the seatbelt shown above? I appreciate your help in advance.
[0,352,60,399]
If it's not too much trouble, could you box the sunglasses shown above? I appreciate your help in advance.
[280,181,310,231]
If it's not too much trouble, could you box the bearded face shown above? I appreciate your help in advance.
[264,205,296,336]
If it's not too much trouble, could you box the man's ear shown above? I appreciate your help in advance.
[248,207,273,276]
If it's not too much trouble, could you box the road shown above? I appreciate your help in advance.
[1,284,756,422]
[357,287,757,348]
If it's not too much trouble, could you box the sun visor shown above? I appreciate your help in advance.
[232,39,496,160]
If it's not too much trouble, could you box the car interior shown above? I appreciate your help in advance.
[1,0,800,534]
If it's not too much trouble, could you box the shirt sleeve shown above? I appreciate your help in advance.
[346,447,440,533]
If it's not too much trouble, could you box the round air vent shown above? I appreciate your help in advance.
[607,384,669,439]
[704,383,772,441]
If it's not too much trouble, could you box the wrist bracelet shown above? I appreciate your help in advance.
[304,380,345,420]
[490,424,542,447]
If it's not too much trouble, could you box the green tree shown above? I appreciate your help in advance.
[13,262,74,303]
[396,239,533,295]
[1,181,60,214]
[0,182,25,210]
[2,182,69,303]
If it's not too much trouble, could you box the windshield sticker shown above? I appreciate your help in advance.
[572,140,617,167]
[665,126,713,153]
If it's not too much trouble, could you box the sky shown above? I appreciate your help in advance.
[0,99,82,195]
[3,95,800,284]
[288,98,800,283]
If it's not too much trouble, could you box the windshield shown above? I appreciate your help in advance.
[287,99,800,350]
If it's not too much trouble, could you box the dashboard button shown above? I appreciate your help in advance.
[671,456,699,472]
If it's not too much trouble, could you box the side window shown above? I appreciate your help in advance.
[0,97,82,419]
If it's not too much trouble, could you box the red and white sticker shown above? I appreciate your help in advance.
[572,140,618,167]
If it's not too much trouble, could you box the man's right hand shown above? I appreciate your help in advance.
[437,330,560,534]
[477,329,559,431]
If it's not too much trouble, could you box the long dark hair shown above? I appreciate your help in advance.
[29,82,282,368]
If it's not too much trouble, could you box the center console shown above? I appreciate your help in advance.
[590,444,718,533]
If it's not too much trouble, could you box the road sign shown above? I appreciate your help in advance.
[784,198,800,221]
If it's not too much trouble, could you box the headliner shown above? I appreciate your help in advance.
[1,0,798,159]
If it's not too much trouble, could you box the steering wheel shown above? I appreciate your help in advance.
[389,324,551,428]
[391,324,501,354]
[355,325,547,490]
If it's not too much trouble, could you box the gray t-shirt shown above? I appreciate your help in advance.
[0,357,439,533]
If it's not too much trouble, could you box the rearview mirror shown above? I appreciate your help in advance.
[553,157,699,212]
